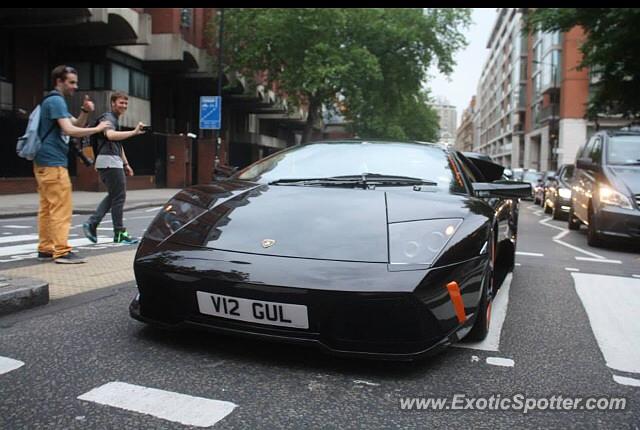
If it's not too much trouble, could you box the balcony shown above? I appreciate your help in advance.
[539,104,559,124]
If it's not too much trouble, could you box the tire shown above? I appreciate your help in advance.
[551,199,563,220]
[466,264,493,341]
[587,206,603,247]
[568,205,581,230]
[544,199,552,214]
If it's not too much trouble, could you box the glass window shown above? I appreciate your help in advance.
[607,135,640,165]
[236,142,466,194]
[74,62,91,90]
[130,70,149,99]
[93,63,105,89]
[589,137,602,163]
[111,63,129,93]
[561,165,574,180]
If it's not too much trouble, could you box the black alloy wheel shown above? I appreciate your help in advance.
[551,198,563,220]
[568,205,581,230]
[466,235,495,341]
[587,205,603,247]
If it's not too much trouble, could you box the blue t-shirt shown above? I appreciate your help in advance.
[33,91,72,167]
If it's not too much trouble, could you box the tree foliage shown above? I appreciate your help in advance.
[212,8,470,142]
[527,8,640,119]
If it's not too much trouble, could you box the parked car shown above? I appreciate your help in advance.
[569,128,640,246]
[130,140,530,359]
[521,170,542,201]
[534,170,557,206]
[543,164,575,220]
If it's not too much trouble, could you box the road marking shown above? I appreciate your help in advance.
[145,206,163,212]
[514,263,521,266]
[0,236,112,258]
[0,225,30,229]
[2,233,10,235]
[565,268,580,272]
[572,273,640,374]
[539,216,607,259]
[516,251,544,257]
[353,380,380,387]
[575,257,622,265]
[0,356,25,375]
[127,215,156,220]
[613,375,640,387]
[632,275,640,279]
[456,273,512,352]
[0,234,39,244]
[78,381,237,428]
[486,357,514,367]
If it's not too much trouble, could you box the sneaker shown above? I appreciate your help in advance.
[114,229,139,244]
[54,251,86,264]
[37,251,53,261]
[83,222,98,243]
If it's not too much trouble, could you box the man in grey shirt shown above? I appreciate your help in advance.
[83,91,146,244]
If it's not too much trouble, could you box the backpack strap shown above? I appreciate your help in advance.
[38,92,65,143]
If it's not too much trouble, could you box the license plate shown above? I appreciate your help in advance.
[196,291,309,329]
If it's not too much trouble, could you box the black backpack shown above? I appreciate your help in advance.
[87,112,109,164]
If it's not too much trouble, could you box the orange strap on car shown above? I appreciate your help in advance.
[446,281,467,323]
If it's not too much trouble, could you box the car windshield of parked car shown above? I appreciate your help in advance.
[236,142,465,193]
[561,165,574,180]
[522,171,542,182]
[607,136,640,165]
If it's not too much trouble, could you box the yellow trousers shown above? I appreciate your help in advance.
[33,164,72,258]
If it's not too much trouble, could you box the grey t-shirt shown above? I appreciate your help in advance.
[95,111,123,169]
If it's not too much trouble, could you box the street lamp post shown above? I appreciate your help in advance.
[214,8,224,177]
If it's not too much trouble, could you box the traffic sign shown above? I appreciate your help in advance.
[200,96,221,130]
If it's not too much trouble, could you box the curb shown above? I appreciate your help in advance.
[0,275,49,316]
[0,201,166,220]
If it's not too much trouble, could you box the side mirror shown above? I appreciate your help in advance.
[473,180,532,199]
[576,157,601,172]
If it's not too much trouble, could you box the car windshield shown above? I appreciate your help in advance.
[236,141,465,193]
[561,165,574,180]
[608,135,640,165]
[522,171,542,182]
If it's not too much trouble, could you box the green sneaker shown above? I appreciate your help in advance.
[114,229,139,244]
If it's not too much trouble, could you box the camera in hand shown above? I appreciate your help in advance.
[141,125,152,132]
[70,139,94,167]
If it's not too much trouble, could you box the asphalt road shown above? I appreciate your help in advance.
[1,202,639,429]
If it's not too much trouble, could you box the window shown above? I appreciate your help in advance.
[181,8,193,28]
[111,63,129,93]
[74,62,91,90]
[589,137,602,163]
[130,70,149,99]
[93,63,105,89]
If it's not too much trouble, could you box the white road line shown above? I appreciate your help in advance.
[0,225,30,229]
[516,251,544,257]
[575,257,622,264]
[613,375,640,387]
[0,236,111,257]
[456,273,512,352]
[565,268,580,272]
[78,381,237,428]
[145,206,163,213]
[539,216,606,259]
[127,215,156,220]
[633,275,640,279]
[572,273,640,374]
[2,233,10,235]
[486,357,514,367]
[515,263,521,266]
[0,356,25,375]
[0,234,39,244]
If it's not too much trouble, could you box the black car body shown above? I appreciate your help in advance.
[543,164,574,220]
[569,128,640,246]
[130,141,530,359]
[534,170,556,206]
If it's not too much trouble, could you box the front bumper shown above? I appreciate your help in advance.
[595,205,640,239]
[131,243,487,360]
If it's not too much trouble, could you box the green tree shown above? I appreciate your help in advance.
[527,8,640,119]
[212,8,470,142]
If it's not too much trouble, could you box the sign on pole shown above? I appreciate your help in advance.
[200,96,221,130]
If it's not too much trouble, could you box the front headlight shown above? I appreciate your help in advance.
[559,187,571,199]
[389,218,463,268]
[598,185,632,209]
[144,199,207,242]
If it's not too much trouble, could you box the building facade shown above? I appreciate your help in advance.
[455,96,476,152]
[0,8,309,194]
[433,97,457,146]
[476,8,528,168]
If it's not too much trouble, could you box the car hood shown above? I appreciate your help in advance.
[609,166,640,195]
[168,184,476,263]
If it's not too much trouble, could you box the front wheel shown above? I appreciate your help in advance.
[466,262,493,341]
[568,205,581,230]
[587,206,604,247]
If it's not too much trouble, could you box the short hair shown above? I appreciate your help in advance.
[110,91,129,104]
[51,65,77,87]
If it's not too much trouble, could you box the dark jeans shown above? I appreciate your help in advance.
[88,168,126,231]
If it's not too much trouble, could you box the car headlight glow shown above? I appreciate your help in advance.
[144,199,207,242]
[598,185,632,209]
[389,218,463,267]
[558,187,571,199]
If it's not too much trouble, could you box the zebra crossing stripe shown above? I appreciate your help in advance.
[0,356,25,375]
[78,381,237,427]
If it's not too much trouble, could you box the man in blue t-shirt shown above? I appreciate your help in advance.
[33,65,109,264]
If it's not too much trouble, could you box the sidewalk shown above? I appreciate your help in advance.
[0,188,182,218]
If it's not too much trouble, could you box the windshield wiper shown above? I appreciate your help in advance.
[269,174,437,188]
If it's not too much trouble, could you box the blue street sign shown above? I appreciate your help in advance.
[200,96,221,130]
